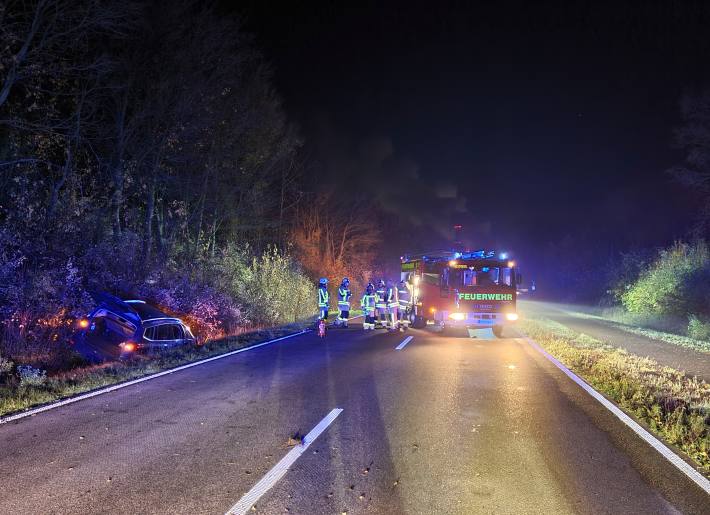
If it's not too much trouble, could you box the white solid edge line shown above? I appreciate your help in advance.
[226,408,344,515]
[0,329,310,425]
[395,335,414,350]
[522,336,710,495]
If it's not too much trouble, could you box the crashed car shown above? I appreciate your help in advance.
[75,292,196,360]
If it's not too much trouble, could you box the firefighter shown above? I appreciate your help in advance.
[360,282,377,330]
[386,279,399,330]
[375,279,387,329]
[397,279,412,330]
[336,277,352,328]
[317,278,329,322]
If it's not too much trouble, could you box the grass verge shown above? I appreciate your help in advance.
[562,309,710,354]
[520,317,710,475]
[0,322,310,419]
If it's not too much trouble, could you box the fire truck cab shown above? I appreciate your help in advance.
[401,250,519,337]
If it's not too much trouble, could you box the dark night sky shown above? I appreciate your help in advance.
[231,1,707,268]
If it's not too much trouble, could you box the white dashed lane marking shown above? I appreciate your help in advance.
[395,336,413,350]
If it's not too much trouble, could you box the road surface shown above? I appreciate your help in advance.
[1,322,708,514]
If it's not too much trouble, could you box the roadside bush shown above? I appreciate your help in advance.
[217,245,314,326]
[17,365,47,388]
[622,241,710,318]
[0,228,93,362]
[687,314,710,341]
[603,248,655,306]
[0,356,13,378]
[79,232,145,294]
[0,225,315,376]
[137,276,246,341]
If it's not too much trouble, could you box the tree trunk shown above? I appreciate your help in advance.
[143,177,156,263]
[194,169,210,258]
[156,202,166,255]
[110,168,123,237]
[47,157,70,223]
[209,216,217,260]
[110,90,129,238]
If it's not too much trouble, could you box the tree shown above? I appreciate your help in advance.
[291,191,380,286]
[0,0,314,363]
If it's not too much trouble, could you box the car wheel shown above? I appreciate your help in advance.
[492,325,503,338]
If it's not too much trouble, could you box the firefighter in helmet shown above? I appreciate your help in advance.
[336,277,352,328]
[386,279,399,330]
[375,279,387,329]
[317,278,329,322]
[360,282,377,330]
[397,279,412,330]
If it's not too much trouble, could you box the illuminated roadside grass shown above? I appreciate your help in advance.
[0,322,310,418]
[520,318,710,475]
[562,309,710,354]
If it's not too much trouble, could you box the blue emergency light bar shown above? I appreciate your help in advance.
[403,249,499,262]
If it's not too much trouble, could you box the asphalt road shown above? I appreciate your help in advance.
[1,322,708,514]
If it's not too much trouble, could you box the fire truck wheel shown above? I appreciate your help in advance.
[492,325,504,338]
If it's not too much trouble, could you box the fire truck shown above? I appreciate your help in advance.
[401,250,520,336]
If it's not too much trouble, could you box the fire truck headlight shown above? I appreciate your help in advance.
[449,312,466,321]
[506,313,519,321]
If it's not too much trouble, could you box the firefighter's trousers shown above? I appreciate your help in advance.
[388,305,399,330]
[375,306,387,328]
[363,309,376,330]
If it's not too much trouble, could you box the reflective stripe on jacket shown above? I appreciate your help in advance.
[398,287,411,307]
[375,287,387,308]
[338,287,351,307]
[361,293,376,313]
[386,287,398,308]
[318,287,329,307]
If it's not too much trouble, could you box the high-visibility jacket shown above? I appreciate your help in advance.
[318,287,329,308]
[375,286,387,309]
[386,286,398,308]
[361,293,377,314]
[338,286,352,309]
[398,285,411,309]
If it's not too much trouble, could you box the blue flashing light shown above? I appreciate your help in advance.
[499,252,508,259]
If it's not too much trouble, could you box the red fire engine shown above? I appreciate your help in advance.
[401,250,519,336]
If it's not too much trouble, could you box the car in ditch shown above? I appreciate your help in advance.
[74,292,197,360]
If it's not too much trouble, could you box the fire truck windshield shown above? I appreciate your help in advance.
[458,267,512,287]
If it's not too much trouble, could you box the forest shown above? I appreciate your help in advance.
[0,0,380,370]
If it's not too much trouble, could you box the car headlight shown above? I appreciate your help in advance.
[449,312,466,321]
[506,313,519,321]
